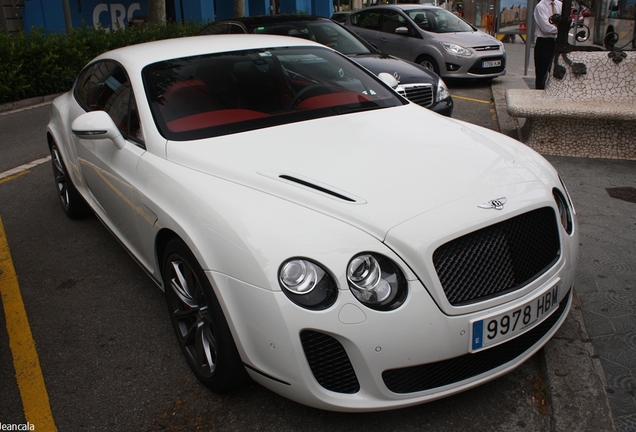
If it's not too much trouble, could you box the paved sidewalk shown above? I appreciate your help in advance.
[493,41,636,431]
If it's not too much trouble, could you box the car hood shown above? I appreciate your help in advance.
[348,54,438,85]
[166,104,543,240]
[434,30,502,49]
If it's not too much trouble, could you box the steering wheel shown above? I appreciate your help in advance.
[288,84,333,109]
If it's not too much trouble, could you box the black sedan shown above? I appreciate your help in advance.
[198,15,453,116]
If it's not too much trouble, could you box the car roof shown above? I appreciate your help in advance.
[359,4,441,11]
[92,34,323,71]
[215,15,332,26]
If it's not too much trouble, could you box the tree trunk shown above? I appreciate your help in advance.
[148,0,167,25]
[235,0,245,18]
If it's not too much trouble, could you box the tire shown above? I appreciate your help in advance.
[50,143,91,219]
[416,55,440,76]
[163,238,248,392]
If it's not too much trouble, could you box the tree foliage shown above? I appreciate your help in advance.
[0,21,204,104]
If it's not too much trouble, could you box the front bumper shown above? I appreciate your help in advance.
[211,266,573,412]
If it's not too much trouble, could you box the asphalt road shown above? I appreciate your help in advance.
[0,84,548,432]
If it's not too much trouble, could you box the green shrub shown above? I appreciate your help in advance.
[0,21,206,104]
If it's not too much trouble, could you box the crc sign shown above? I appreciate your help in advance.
[89,2,144,31]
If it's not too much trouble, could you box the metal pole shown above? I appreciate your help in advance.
[525,0,537,77]
[556,0,573,52]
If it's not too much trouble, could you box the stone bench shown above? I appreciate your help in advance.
[506,50,636,160]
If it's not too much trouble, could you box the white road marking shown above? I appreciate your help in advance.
[0,156,51,181]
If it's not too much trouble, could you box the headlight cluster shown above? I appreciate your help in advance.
[347,253,407,310]
[278,253,407,311]
[436,78,451,102]
[441,42,473,57]
[279,259,337,310]
[553,187,574,235]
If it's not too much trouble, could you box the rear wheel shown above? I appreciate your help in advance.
[416,55,440,76]
[50,143,90,219]
[163,238,248,392]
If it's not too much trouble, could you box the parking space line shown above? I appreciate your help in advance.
[0,156,51,182]
[0,215,58,431]
[451,95,493,104]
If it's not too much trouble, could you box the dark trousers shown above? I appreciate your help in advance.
[534,37,556,90]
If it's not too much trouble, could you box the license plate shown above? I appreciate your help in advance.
[482,60,501,68]
[470,283,560,352]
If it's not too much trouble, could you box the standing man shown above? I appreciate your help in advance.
[533,0,562,89]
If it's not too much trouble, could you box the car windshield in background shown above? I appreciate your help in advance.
[249,21,372,56]
[408,8,475,33]
[143,46,404,141]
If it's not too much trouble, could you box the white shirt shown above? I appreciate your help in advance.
[534,0,562,38]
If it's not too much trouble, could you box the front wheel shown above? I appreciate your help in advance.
[50,143,91,219]
[163,239,248,392]
[416,55,440,76]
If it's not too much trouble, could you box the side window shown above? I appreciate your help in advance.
[73,60,144,146]
[411,11,431,31]
[351,10,381,30]
[380,11,411,34]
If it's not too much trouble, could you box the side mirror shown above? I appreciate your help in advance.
[395,26,409,35]
[71,111,126,150]
[378,72,399,89]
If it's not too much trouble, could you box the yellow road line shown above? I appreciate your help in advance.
[0,215,58,431]
[0,171,29,185]
[451,94,493,104]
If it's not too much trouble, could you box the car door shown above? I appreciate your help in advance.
[376,10,418,60]
[348,9,382,47]
[72,60,145,254]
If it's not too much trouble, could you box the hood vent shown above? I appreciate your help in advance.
[279,175,357,202]
[258,170,366,204]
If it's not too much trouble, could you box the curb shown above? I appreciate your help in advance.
[0,94,60,115]
[542,292,615,431]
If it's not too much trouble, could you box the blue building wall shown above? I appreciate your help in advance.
[22,0,334,34]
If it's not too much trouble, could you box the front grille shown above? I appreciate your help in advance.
[300,330,360,394]
[397,84,434,108]
[382,289,571,394]
[473,45,502,52]
[467,56,506,74]
[433,207,561,306]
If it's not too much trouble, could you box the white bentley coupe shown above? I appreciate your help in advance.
[46,34,578,412]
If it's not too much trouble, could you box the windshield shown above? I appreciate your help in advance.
[249,20,373,55]
[143,46,404,141]
[408,8,475,33]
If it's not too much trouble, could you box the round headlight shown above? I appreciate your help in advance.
[279,258,337,310]
[347,253,407,311]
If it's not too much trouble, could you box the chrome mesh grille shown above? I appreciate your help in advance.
[397,84,434,108]
[433,207,561,305]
